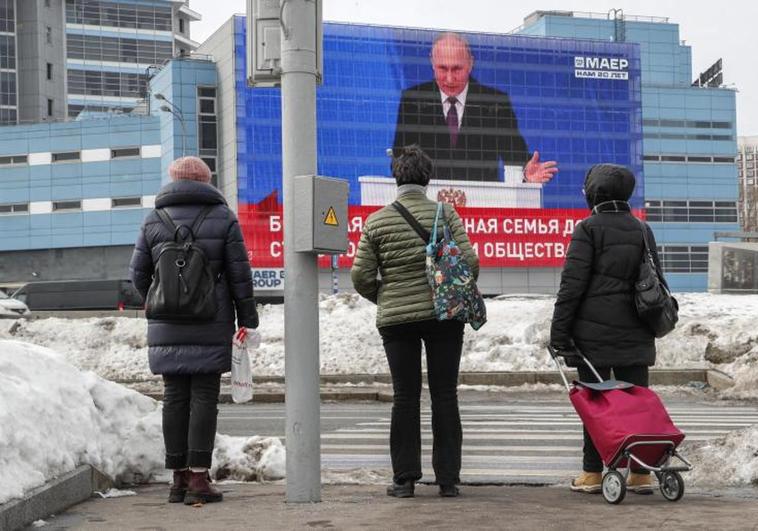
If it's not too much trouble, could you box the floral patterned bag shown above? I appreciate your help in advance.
[393,201,487,330]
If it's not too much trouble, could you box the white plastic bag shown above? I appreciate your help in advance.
[231,328,258,404]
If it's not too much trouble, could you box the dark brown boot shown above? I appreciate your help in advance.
[168,469,189,503]
[184,471,223,505]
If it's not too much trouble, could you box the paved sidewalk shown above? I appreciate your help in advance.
[42,483,758,530]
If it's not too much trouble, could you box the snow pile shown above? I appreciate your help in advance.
[94,488,137,498]
[2,293,758,392]
[688,425,758,487]
[0,340,284,505]
[0,317,152,382]
[213,435,286,482]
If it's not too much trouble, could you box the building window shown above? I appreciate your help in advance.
[66,34,174,64]
[657,245,709,273]
[112,196,142,208]
[644,132,735,142]
[0,203,29,215]
[644,154,735,165]
[0,155,28,166]
[179,18,185,34]
[646,200,738,224]
[47,99,53,117]
[47,63,53,80]
[66,1,172,32]
[46,26,52,45]
[201,157,218,187]
[52,200,82,211]
[198,87,219,186]
[111,147,141,159]
[52,151,81,162]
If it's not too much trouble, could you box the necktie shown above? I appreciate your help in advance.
[446,96,459,147]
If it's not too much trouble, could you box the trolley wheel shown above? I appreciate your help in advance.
[602,470,627,505]
[659,471,685,502]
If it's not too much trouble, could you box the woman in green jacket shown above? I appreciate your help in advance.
[351,145,479,498]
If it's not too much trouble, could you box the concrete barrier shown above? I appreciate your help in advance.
[0,465,111,531]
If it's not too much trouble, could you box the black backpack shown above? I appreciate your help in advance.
[145,206,218,321]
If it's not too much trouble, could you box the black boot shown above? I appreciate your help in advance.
[386,480,415,498]
[439,484,460,497]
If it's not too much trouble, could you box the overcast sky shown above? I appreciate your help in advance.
[190,0,758,137]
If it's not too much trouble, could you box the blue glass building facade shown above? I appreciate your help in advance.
[516,11,739,291]
[0,56,216,284]
[0,11,740,293]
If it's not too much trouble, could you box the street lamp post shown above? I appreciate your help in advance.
[155,93,188,157]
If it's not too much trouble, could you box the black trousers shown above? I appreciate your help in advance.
[379,319,464,485]
[162,373,221,469]
[576,365,650,473]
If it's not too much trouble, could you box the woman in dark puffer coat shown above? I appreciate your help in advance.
[550,163,665,496]
[129,157,258,505]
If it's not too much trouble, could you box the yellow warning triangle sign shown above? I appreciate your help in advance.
[324,207,339,226]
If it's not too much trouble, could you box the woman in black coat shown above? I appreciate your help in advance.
[550,164,664,496]
[129,157,258,505]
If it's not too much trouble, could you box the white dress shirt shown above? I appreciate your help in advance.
[440,83,469,129]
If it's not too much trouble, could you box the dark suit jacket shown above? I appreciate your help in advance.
[392,78,530,182]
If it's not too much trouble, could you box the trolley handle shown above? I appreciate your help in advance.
[547,345,604,392]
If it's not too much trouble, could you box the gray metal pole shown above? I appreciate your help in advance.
[280,0,321,503]
[175,112,187,157]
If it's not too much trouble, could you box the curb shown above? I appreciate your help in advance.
[0,465,111,531]
[127,368,710,389]
[142,389,385,403]
[136,369,714,403]
[706,369,735,391]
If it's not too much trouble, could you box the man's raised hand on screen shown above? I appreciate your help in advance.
[523,150,559,184]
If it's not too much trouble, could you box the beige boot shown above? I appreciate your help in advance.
[570,471,602,493]
[627,472,654,494]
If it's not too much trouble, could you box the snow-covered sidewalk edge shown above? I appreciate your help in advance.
[2,293,757,398]
[686,426,758,487]
[0,341,286,507]
[0,465,96,531]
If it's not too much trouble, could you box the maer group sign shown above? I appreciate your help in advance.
[233,19,643,269]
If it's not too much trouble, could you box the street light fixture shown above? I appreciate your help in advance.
[157,98,188,157]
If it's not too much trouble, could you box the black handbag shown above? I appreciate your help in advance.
[634,220,679,338]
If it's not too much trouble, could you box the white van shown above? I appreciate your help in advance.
[0,289,31,318]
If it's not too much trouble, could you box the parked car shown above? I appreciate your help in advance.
[0,289,31,318]
[11,280,144,311]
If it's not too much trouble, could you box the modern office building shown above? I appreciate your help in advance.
[0,0,199,126]
[0,10,742,294]
[0,54,215,286]
[737,136,758,232]
[515,11,739,291]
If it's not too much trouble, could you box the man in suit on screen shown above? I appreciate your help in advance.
[392,32,558,183]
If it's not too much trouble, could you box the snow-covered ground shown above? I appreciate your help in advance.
[1,293,757,396]
[0,341,285,505]
[688,425,758,487]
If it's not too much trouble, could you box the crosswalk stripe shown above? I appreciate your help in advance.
[321,433,722,442]
[321,444,581,453]
[333,428,732,435]
[358,421,755,427]
[219,401,757,484]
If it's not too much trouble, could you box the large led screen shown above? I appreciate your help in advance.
[234,19,643,274]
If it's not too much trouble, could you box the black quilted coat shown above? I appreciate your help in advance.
[129,180,258,375]
[550,164,663,368]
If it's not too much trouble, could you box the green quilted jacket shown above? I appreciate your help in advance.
[351,187,479,328]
